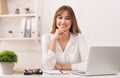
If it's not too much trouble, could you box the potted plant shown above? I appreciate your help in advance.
[15,8,20,14]
[0,50,18,74]
[8,30,14,38]
[25,7,30,14]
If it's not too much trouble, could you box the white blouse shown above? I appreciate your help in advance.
[41,33,89,71]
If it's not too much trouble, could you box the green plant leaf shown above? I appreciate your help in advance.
[0,50,18,62]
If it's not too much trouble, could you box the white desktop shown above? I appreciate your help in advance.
[0,66,120,78]
[0,72,120,78]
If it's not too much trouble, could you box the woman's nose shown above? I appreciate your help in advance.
[61,18,66,24]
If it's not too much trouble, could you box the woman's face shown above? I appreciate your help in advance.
[56,11,72,33]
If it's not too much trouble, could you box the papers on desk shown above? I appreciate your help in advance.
[43,70,70,75]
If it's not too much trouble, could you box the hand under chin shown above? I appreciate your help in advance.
[59,32,66,35]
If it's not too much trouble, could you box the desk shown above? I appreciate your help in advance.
[0,68,119,78]
[0,73,120,78]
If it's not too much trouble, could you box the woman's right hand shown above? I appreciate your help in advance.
[53,29,66,40]
[55,62,63,70]
[50,29,66,52]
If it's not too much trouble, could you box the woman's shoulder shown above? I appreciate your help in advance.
[71,33,87,44]
[71,33,85,39]
[77,33,85,38]
[71,33,88,49]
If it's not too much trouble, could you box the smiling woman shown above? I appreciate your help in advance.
[41,5,89,71]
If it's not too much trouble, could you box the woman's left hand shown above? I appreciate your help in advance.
[62,64,71,70]
[55,62,71,70]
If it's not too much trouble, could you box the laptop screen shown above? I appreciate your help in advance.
[86,46,120,75]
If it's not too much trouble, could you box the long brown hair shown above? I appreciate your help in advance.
[51,5,81,35]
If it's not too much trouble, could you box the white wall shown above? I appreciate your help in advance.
[41,0,120,46]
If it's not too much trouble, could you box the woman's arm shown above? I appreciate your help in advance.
[71,34,90,71]
[71,48,89,71]
[41,34,57,70]
[41,29,64,70]
[50,29,61,52]
[50,38,57,52]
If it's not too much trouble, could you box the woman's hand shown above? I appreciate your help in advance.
[55,62,63,70]
[55,62,71,70]
[53,29,66,40]
[62,64,71,70]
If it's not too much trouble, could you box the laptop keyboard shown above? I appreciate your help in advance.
[72,71,86,75]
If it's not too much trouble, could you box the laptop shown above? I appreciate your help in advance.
[72,46,120,76]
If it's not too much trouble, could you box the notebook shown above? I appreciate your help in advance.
[43,70,69,75]
[72,46,120,76]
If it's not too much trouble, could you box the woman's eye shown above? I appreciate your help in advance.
[57,16,62,19]
[66,17,71,20]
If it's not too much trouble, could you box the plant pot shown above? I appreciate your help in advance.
[15,10,20,14]
[25,11,30,14]
[8,33,14,38]
[1,62,15,74]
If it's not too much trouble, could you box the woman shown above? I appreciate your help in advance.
[41,5,89,71]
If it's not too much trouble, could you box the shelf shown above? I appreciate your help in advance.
[0,37,41,41]
[0,14,37,17]
[0,38,36,40]
[0,0,40,41]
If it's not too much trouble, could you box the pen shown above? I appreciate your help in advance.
[59,70,63,73]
